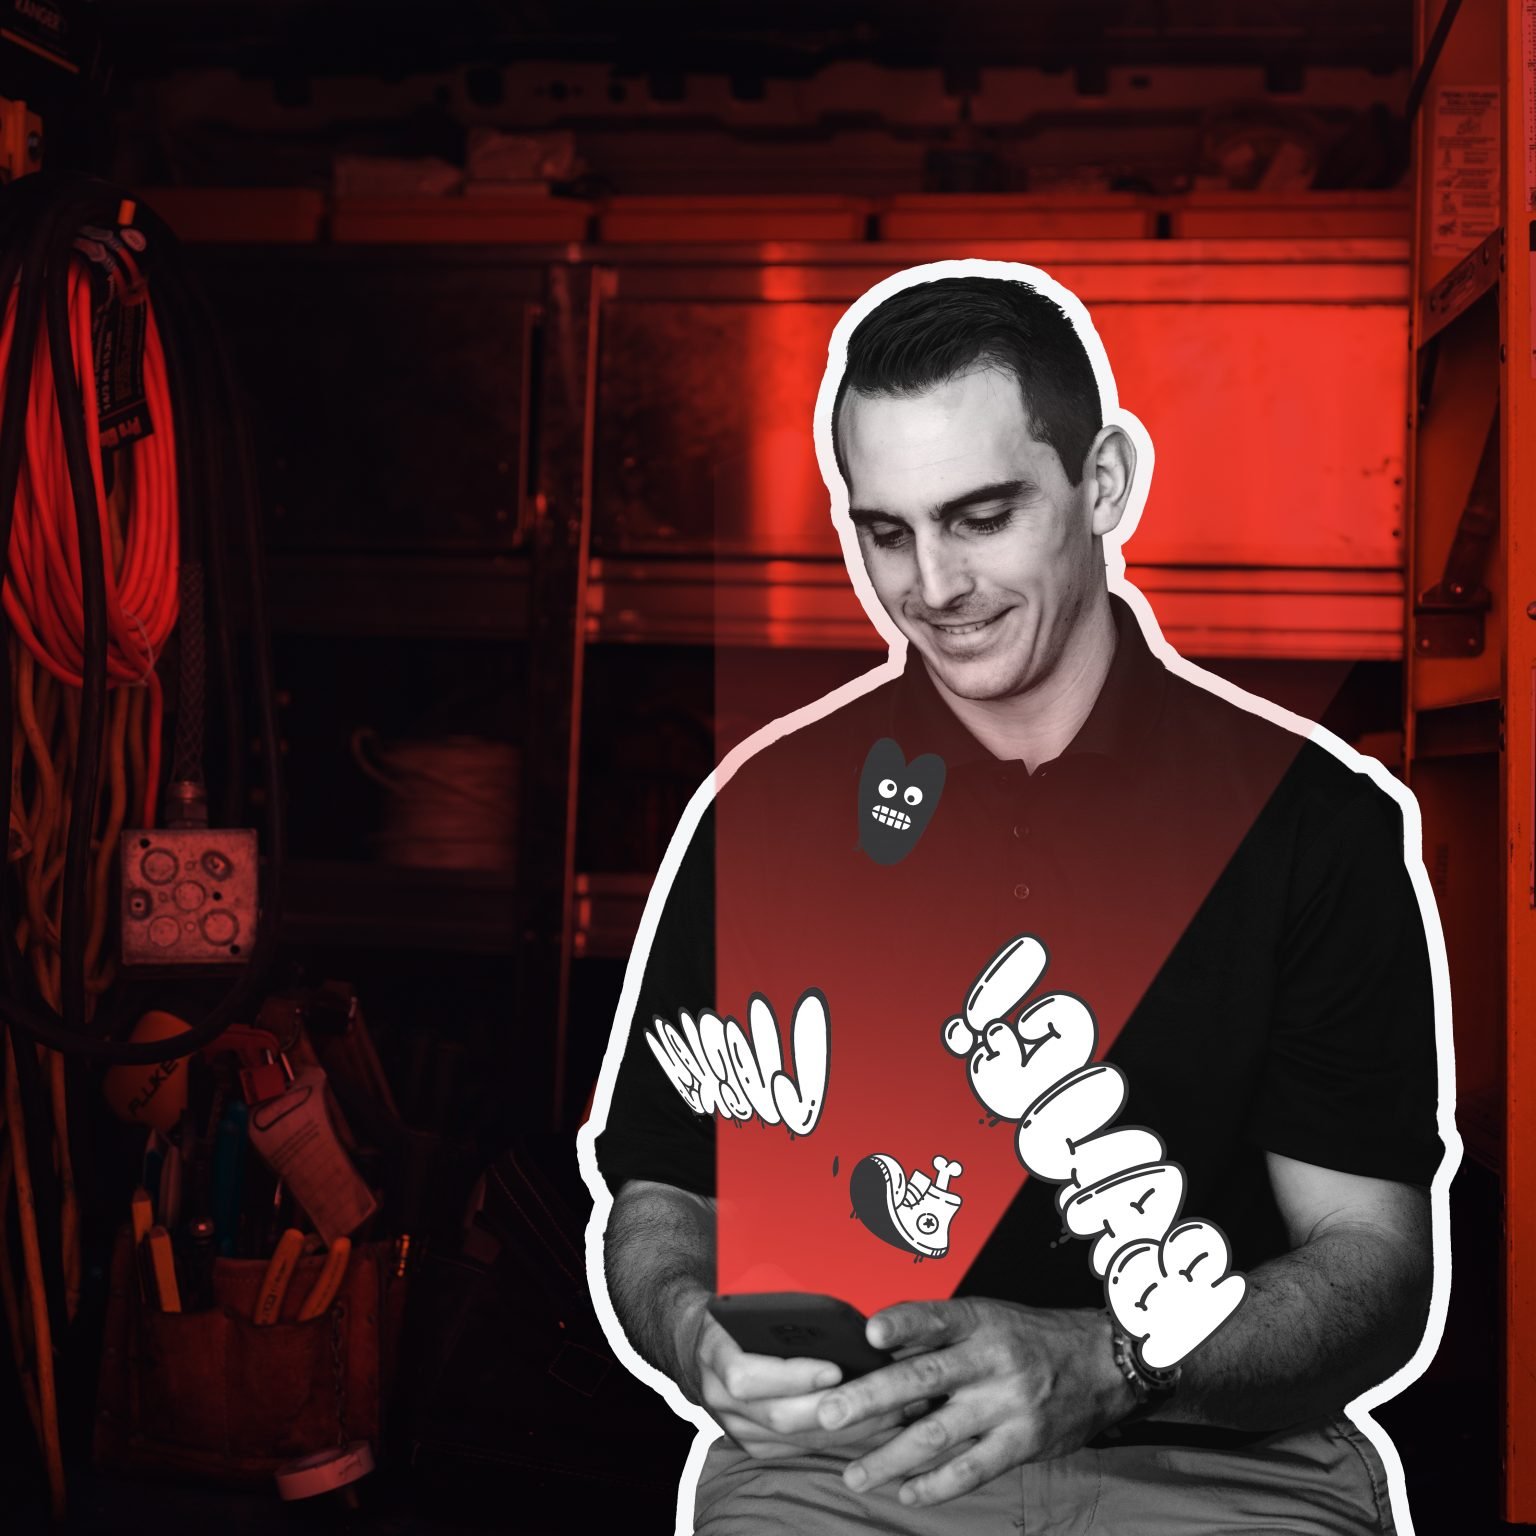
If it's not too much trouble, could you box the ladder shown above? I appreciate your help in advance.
[1408,0,1536,1519]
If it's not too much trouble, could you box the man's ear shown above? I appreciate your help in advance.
[1085,424,1136,540]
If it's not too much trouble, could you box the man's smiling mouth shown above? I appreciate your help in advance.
[925,612,1005,637]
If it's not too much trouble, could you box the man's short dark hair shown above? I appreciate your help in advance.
[832,275,1104,488]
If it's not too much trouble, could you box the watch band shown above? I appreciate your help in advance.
[1107,1319,1181,1426]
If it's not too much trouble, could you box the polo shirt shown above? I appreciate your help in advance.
[594,592,1443,1318]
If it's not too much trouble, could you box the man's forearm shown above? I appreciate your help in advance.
[1157,1221,1432,1431]
[603,1179,717,1401]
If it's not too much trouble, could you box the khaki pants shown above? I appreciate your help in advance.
[693,1417,1398,1535]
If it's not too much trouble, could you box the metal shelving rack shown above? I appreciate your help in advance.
[156,189,1420,1133]
[1405,0,1536,1518]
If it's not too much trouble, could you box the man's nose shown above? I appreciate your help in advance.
[912,532,972,611]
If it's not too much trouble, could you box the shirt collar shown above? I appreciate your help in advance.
[888,591,1167,769]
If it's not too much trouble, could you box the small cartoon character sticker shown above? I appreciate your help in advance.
[858,738,945,865]
[850,1152,963,1260]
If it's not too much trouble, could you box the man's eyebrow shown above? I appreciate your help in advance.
[848,479,1035,526]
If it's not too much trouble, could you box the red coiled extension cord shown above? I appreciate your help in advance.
[0,210,181,1519]
[0,248,178,829]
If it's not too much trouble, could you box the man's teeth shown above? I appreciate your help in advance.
[872,805,911,830]
[934,617,994,636]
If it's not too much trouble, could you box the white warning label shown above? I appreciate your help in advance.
[1525,0,1536,210]
[1432,86,1501,256]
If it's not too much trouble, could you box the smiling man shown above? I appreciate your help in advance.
[841,363,1123,769]
[586,270,1447,1534]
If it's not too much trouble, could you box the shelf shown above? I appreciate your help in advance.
[572,872,652,960]
[599,241,1408,300]
[587,557,1407,660]
[332,195,594,244]
[136,187,326,243]
[1132,565,1406,660]
[587,557,880,651]
[603,195,870,243]
[1412,697,1501,757]
[280,859,520,953]
[265,553,529,640]
[139,186,1410,253]
[880,191,1409,243]
[259,552,1403,659]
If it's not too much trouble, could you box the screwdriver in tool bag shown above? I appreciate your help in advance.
[130,1188,155,1302]
[253,1227,305,1325]
[145,1226,181,1313]
[296,1237,351,1321]
[254,1229,353,1324]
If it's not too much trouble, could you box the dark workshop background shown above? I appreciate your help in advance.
[0,2,1515,1532]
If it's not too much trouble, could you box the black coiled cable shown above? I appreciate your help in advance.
[0,172,287,1065]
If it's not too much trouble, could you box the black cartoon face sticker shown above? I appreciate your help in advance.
[858,738,945,865]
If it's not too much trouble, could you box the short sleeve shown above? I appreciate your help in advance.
[1247,780,1444,1185]
[591,799,718,1198]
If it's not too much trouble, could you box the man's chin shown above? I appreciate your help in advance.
[912,642,1019,702]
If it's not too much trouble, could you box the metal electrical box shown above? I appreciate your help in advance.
[119,828,259,967]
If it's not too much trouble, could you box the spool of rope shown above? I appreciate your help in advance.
[349,728,518,872]
[274,1439,375,1504]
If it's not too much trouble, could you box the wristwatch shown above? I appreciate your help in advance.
[1106,1317,1182,1426]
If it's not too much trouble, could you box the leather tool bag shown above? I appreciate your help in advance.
[94,1224,401,1486]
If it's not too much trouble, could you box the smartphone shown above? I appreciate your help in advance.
[707,1292,894,1381]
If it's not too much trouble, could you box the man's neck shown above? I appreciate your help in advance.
[926,596,1118,770]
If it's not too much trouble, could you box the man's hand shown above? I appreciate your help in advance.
[677,1293,910,1460]
[815,1298,1134,1507]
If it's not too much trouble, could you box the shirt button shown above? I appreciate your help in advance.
[1013,883,1031,900]
[1013,823,1029,840]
